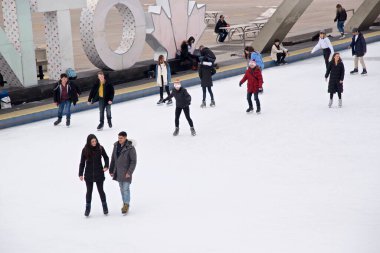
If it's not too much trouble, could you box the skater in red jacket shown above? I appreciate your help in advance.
[239,61,263,113]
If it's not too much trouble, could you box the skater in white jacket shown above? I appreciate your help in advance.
[311,30,334,68]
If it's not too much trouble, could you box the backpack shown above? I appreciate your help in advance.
[66,68,77,80]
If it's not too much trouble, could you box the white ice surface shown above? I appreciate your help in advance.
[1,43,380,253]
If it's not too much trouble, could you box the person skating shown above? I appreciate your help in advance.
[79,134,110,217]
[325,53,345,108]
[199,45,216,108]
[311,30,334,68]
[162,80,196,136]
[109,131,137,215]
[155,55,173,105]
[53,73,80,127]
[349,28,367,75]
[239,61,263,114]
[334,4,347,39]
[88,71,115,130]
[271,39,289,65]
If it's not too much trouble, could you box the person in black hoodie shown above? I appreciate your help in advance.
[53,73,80,127]
[334,4,347,39]
[163,80,196,136]
[198,45,216,108]
[88,71,115,130]
[214,15,229,42]
[325,53,345,108]
[349,28,367,75]
[79,134,110,217]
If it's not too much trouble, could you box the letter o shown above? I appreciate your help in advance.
[80,0,146,70]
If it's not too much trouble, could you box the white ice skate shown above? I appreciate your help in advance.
[328,99,333,108]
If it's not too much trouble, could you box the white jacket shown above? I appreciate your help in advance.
[271,44,288,61]
[311,37,334,55]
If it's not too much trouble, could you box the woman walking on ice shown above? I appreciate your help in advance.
[325,53,345,108]
[156,55,172,105]
[239,61,263,114]
[79,134,110,217]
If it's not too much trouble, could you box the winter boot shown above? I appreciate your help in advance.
[173,127,179,136]
[167,99,173,105]
[157,98,164,105]
[190,127,196,136]
[338,99,342,108]
[201,100,206,108]
[256,107,261,114]
[97,122,104,131]
[246,107,253,113]
[328,99,333,108]
[84,203,91,217]
[107,119,112,128]
[210,100,215,107]
[66,118,70,127]
[350,68,358,75]
[361,69,367,76]
[54,118,62,126]
[102,202,108,215]
[121,203,129,214]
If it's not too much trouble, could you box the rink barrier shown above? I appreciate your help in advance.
[1,31,380,130]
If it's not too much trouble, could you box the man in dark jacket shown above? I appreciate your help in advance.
[109,131,137,214]
[163,80,196,136]
[334,4,347,39]
[88,71,115,130]
[349,28,367,75]
[198,46,216,108]
[214,15,229,42]
[53,73,80,126]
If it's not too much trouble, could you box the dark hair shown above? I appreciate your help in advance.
[336,4,342,8]
[97,71,104,76]
[158,55,168,66]
[84,134,101,159]
[274,38,280,43]
[244,46,254,59]
[187,36,195,45]
[60,73,68,79]
[331,53,342,63]
[220,15,224,19]
[118,131,127,137]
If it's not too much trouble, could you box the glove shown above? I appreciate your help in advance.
[239,83,242,87]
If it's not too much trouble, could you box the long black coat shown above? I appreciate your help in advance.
[164,87,191,108]
[88,80,115,103]
[325,61,345,94]
[199,65,213,87]
[350,33,367,57]
[79,146,109,182]
[53,81,80,105]
[215,19,228,33]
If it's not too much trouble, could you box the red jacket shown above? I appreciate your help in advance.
[239,67,263,93]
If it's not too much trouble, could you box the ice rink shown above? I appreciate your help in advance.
[1,43,380,253]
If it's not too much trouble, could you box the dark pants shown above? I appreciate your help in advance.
[99,98,111,123]
[218,31,229,42]
[57,100,71,119]
[323,48,331,68]
[202,86,214,101]
[276,53,286,63]
[160,85,170,99]
[330,92,342,99]
[247,92,260,109]
[85,180,106,204]
[175,106,194,128]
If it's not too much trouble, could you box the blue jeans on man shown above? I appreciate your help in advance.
[218,31,229,42]
[119,182,131,204]
[99,98,111,123]
[58,100,71,119]
[337,21,345,34]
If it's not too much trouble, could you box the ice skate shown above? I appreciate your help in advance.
[256,107,261,114]
[328,99,333,108]
[210,100,215,107]
[157,98,164,105]
[246,107,254,113]
[66,118,70,127]
[97,123,104,131]
[338,99,342,108]
[84,203,91,217]
[200,100,206,108]
[102,202,108,215]
[361,69,367,76]
[350,68,358,75]
[190,127,196,136]
[54,118,62,126]
[173,127,179,136]
[166,99,173,105]
[121,203,129,214]
[107,119,112,128]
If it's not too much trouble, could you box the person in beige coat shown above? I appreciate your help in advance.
[271,39,289,65]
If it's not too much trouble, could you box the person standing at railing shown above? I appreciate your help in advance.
[334,4,347,39]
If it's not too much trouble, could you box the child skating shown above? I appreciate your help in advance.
[239,61,263,114]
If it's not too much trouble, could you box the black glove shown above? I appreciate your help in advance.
[239,83,242,87]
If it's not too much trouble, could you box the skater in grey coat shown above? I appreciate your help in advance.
[109,131,137,214]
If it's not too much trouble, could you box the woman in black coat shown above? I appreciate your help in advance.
[325,53,345,108]
[163,80,196,136]
[199,46,216,108]
[79,134,109,216]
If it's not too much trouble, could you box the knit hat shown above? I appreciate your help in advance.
[352,28,359,33]
[249,61,257,68]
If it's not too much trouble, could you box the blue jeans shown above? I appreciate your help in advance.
[99,98,111,123]
[58,100,71,119]
[337,21,345,34]
[218,31,228,42]
[118,182,130,204]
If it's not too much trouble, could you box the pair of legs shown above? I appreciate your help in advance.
[330,92,342,100]
[99,98,111,124]
[85,180,106,204]
[276,53,287,64]
[202,86,214,101]
[118,181,131,204]
[159,85,170,99]
[218,31,229,42]
[247,92,260,109]
[175,106,194,128]
[57,100,71,119]
[337,21,345,36]
[323,48,331,68]
[354,56,367,70]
